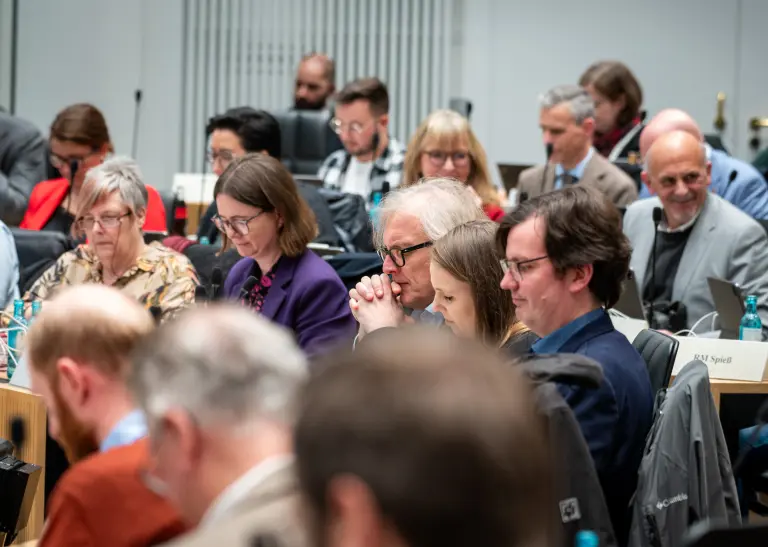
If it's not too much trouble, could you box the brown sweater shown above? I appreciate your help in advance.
[39,438,186,547]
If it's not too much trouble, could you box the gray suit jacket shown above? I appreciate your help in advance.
[518,152,638,207]
[161,462,307,547]
[623,193,768,336]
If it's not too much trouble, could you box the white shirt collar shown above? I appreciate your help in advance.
[199,454,294,527]
[658,207,702,233]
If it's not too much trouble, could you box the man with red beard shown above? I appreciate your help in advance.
[25,284,186,547]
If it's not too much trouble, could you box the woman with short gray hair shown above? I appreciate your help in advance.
[3,157,197,323]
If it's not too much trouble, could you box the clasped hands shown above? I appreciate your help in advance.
[349,274,411,339]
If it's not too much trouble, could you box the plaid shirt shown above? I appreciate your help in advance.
[317,136,406,202]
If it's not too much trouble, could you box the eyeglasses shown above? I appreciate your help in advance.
[49,149,100,170]
[377,241,433,268]
[329,118,369,136]
[75,211,131,231]
[499,255,548,281]
[424,150,471,168]
[212,211,266,236]
[206,149,236,165]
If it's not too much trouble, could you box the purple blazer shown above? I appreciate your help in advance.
[223,249,357,356]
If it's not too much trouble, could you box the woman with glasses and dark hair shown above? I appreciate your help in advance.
[219,153,356,356]
[20,103,167,233]
[3,157,197,324]
[431,220,537,355]
[401,109,505,221]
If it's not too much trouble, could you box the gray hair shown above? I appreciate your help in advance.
[374,177,485,247]
[129,305,308,429]
[78,156,148,218]
[539,85,595,124]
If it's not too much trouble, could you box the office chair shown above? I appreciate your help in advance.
[448,98,473,119]
[10,228,75,293]
[273,109,343,175]
[632,329,679,394]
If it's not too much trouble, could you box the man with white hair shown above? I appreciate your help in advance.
[518,84,638,207]
[638,108,768,219]
[129,305,308,547]
[350,178,484,338]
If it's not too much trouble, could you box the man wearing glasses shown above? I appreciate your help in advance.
[625,130,768,338]
[496,185,653,544]
[318,77,405,204]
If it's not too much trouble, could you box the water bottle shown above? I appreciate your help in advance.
[575,530,599,547]
[7,299,27,380]
[31,300,42,320]
[739,295,762,341]
[199,236,211,245]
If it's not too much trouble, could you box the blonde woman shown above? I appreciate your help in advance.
[431,220,537,355]
[402,109,505,221]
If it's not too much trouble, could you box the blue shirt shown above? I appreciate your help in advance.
[554,147,595,190]
[0,221,20,309]
[100,410,148,452]
[531,308,605,354]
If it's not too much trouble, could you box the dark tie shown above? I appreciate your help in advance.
[561,173,579,186]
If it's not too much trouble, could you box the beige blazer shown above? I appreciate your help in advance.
[161,463,308,547]
[517,152,638,207]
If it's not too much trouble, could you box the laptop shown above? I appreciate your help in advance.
[614,269,646,320]
[707,277,745,340]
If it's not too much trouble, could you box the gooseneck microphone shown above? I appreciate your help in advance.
[194,284,210,303]
[728,169,738,187]
[239,276,260,304]
[10,417,25,457]
[131,89,143,159]
[210,267,223,301]
[649,206,663,329]
[541,143,553,192]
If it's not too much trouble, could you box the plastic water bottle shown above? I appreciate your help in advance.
[199,236,210,245]
[739,295,762,341]
[7,299,27,380]
[575,530,599,547]
[30,300,42,320]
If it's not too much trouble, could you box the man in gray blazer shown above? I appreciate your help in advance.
[623,130,768,337]
[130,306,309,547]
[517,84,638,207]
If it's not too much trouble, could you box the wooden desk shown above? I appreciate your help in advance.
[709,378,768,411]
[0,382,46,544]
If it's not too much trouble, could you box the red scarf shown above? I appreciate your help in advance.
[593,117,641,157]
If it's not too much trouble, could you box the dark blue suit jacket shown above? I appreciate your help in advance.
[555,311,653,544]
[223,249,357,356]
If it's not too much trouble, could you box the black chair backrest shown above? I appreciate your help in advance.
[11,228,75,293]
[631,329,679,394]
[448,97,473,119]
[273,109,343,175]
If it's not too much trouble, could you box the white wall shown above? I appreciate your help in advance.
[461,0,748,165]
[14,0,183,191]
[0,0,14,110]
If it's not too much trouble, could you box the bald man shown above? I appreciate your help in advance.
[26,285,185,546]
[639,109,768,219]
[294,53,335,110]
[624,131,768,337]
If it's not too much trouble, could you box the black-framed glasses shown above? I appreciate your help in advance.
[499,255,548,282]
[76,211,132,231]
[212,211,266,236]
[424,150,471,167]
[377,241,433,268]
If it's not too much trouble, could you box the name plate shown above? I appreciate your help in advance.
[672,336,768,382]
[609,313,648,344]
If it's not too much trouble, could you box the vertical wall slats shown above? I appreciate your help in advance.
[181,0,456,174]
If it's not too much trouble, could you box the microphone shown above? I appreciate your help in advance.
[194,284,209,303]
[210,267,223,301]
[728,169,738,187]
[10,417,25,457]
[649,206,663,329]
[541,143,553,192]
[149,306,162,323]
[131,89,143,159]
[239,276,260,304]
[518,191,529,204]
[368,131,381,158]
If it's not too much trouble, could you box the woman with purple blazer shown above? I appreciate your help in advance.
[215,154,356,356]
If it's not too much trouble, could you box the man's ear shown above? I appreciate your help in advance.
[326,475,383,547]
[568,263,594,295]
[641,171,656,195]
[56,357,87,405]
